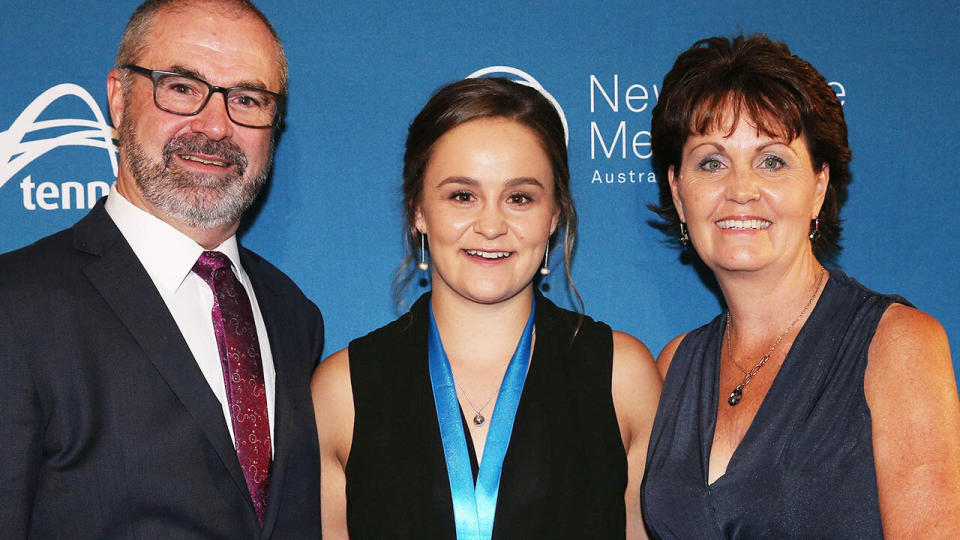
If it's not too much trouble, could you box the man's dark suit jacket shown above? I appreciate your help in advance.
[0,199,324,538]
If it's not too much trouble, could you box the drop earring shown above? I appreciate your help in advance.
[418,232,429,271]
[809,217,820,241]
[540,242,550,276]
[679,222,689,246]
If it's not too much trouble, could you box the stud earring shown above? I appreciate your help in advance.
[540,242,550,276]
[418,233,429,271]
[679,222,689,246]
[809,217,819,241]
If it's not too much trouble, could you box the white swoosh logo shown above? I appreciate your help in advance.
[0,83,118,191]
[466,66,568,145]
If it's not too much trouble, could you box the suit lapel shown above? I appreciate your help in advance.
[74,202,253,514]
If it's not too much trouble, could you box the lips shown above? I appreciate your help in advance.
[162,133,246,174]
[178,154,231,168]
[715,218,771,230]
[464,249,513,260]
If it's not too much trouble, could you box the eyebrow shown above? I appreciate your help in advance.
[505,177,546,189]
[435,176,546,189]
[687,142,725,154]
[166,64,269,91]
[687,140,795,155]
[756,141,798,156]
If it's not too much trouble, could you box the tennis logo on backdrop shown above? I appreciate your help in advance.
[0,83,117,210]
[467,66,569,146]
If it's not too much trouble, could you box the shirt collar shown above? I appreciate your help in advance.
[104,183,243,295]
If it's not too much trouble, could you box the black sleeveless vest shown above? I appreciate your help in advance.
[345,293,627,539]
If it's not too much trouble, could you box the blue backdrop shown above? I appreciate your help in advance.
[2,1,958,385]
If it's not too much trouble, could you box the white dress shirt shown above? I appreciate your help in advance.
[104,185,276,451]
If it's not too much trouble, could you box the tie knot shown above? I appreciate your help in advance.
[192,250,232,284]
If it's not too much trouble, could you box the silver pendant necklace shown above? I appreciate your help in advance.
[452,328,536,425]
[455,380,499,426]
[725,268,826,406]
[453,328,535,425]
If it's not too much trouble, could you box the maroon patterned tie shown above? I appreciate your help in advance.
[192,250,271,524]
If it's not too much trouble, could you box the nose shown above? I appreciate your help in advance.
[726,167,761,204]
[188,92,233,141]
[474,201,508,239]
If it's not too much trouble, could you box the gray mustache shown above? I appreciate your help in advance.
[162,134,248,171]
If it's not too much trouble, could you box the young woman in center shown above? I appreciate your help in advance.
[312,77,661,539]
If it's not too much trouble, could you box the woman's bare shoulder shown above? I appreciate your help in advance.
[610,330,660,390]
[654,333,689,380]
[610,331,662,433]
[865,303,960,536]
[311,347,356,460]
[866,303,952,386]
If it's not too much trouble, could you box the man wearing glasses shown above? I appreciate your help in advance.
[0,1,323,537]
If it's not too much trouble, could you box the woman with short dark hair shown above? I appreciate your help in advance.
[313,77,661,539]
[641,34,960,538]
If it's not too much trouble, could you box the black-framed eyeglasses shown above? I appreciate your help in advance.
[122,64,284,129]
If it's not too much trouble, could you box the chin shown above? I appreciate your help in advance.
[703,251,773,274]
[458,281,533,306]
[461,289,515,305]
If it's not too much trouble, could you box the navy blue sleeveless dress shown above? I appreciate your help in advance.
[641,270,909,538]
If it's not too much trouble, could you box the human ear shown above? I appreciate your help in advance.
[414,206,427,234]
[668,164,686,222]
[549,206,560,236]
[106,69,126,129]
[812,163,829,217]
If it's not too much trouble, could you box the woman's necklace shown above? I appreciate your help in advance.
[725,268,827,406]
[452,329,536,426]
[454,380,499,426]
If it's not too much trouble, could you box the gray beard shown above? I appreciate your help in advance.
[119,121,271,229]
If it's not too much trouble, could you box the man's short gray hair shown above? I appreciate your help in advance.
[114,0,288,95]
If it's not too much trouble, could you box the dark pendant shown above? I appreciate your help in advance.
[728,386,743,406]
[473,413,485,425]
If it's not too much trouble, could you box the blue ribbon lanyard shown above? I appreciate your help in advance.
[428,300,536,540]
